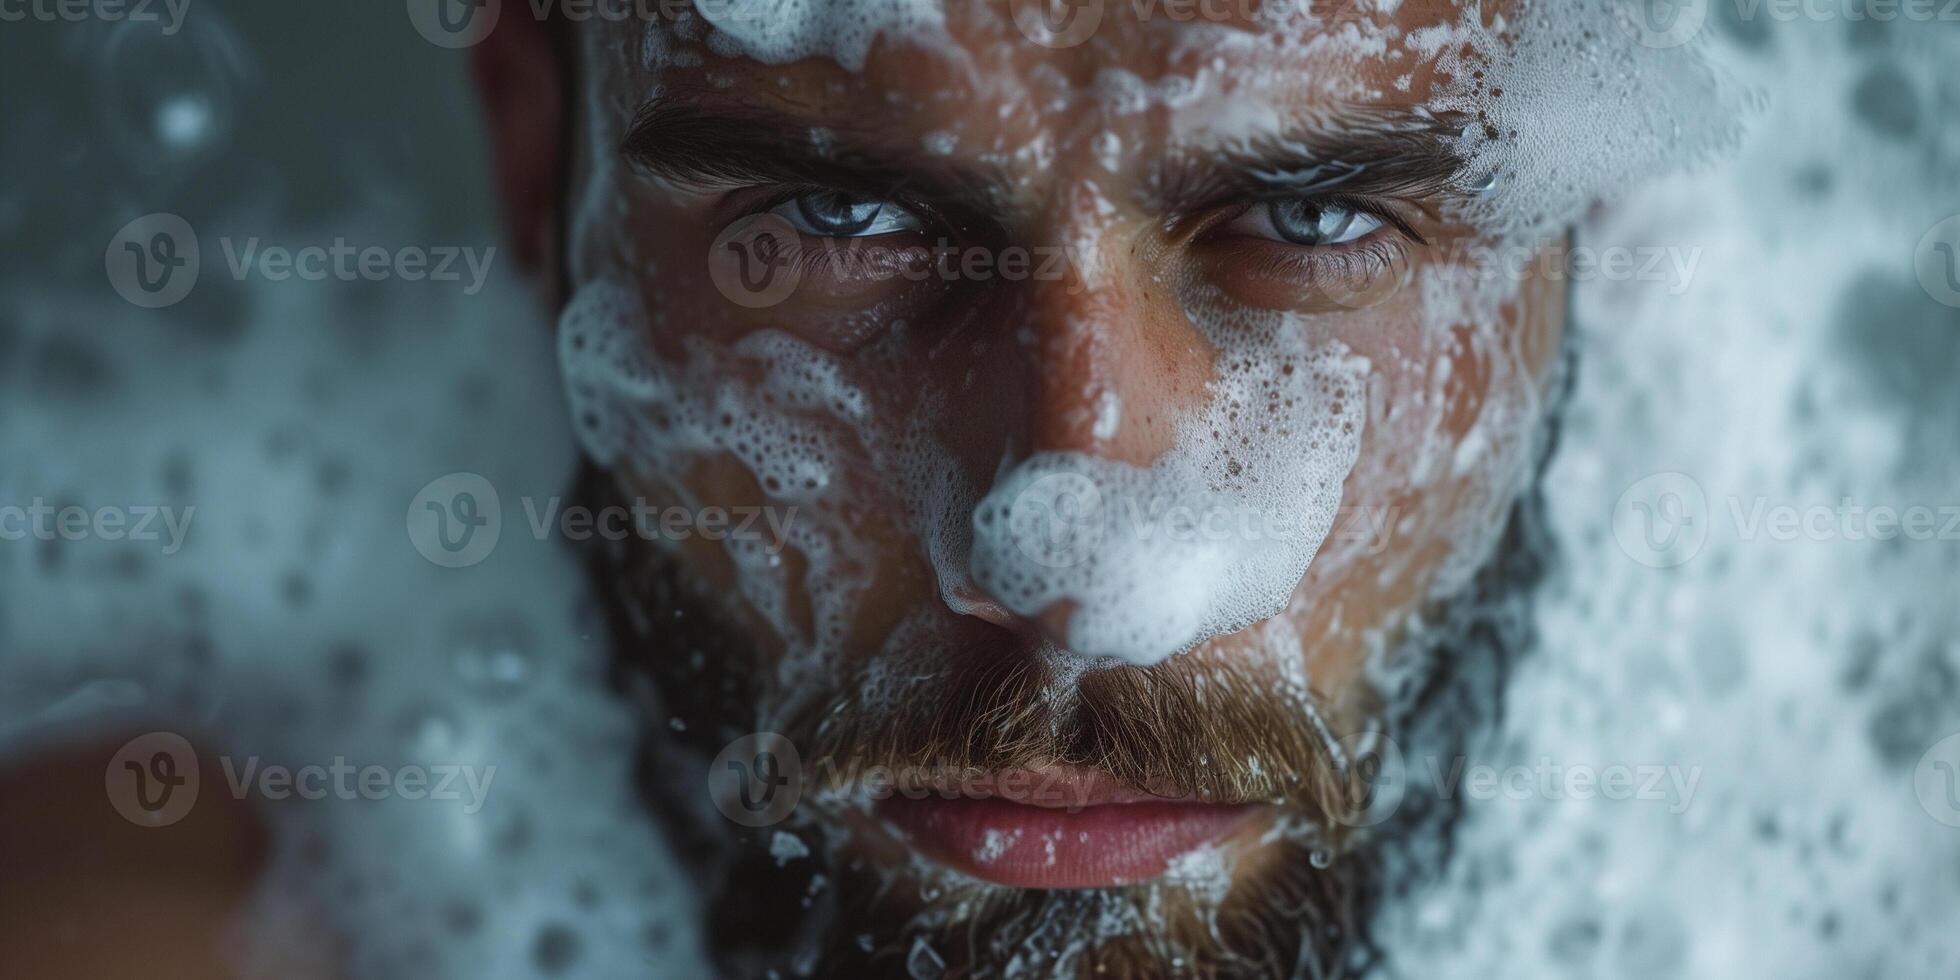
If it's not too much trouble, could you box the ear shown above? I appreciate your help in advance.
[472,15,566,281]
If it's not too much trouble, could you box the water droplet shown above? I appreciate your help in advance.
[450,612,534,696]
[96,17,243,165]
[397,702,461,758]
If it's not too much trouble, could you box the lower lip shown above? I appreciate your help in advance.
[877,796,1268,889]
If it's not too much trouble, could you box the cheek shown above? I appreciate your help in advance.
[1298,268,1561,605]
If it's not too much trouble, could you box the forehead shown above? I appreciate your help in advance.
[586,0,1490,144]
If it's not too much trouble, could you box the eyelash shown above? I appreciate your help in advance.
[1236,233,1410,285]
[740,186,1421,264]
[755,186,937,238]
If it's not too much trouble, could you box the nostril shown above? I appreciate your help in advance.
[944,584,1075,647]
[943,586,1021,630]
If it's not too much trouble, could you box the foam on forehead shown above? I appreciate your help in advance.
[616,3,1741,252]
[692,0,946,72]
[1426,1,1749,245]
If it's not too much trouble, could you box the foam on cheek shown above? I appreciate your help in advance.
[969,301,1369,667]
[693,0,947,72]
[557,280,885,699]
[556,282,862,501]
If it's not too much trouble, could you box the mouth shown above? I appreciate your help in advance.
[873,768,1272,889]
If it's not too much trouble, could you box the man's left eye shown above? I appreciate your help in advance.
[771,189,924,238]
[1223,199,1384,246]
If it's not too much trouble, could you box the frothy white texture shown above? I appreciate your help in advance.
[694,0,946,71]
[1434,1,1749,245]
[970,318,1368,667]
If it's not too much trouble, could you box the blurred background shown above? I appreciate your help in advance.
[0,2,1956,978]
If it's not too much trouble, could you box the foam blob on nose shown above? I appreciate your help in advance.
[969,337,1369,666]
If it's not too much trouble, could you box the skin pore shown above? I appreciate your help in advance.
[519,0,1566,974]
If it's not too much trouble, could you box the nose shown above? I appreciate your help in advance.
[1021,216,1212,466]
[952,191,1216,647]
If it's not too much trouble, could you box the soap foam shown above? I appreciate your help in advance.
[694,0,947,72]
[970,322,1367,666]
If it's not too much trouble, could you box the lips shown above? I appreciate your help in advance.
[874,769,1270,889]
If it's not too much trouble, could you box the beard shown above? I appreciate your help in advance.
[578,378,1564,978]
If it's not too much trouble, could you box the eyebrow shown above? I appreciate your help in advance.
[620,99,1475,220]
[621,100,1009,211]
[1155,106,1475,214]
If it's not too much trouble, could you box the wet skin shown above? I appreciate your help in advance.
[554,0,1564,887]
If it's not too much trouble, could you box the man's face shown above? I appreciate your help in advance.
[558,0,1561,970]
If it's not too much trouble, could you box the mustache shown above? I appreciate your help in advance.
[783,643,1373,828]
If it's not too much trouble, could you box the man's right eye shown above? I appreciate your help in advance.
[771,189,924,238]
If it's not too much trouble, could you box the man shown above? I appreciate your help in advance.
[471,1,1721,975]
